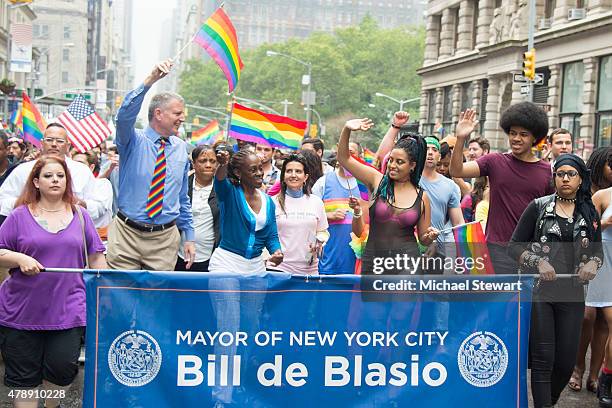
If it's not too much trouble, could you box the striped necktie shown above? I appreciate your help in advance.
[146,138,166,218]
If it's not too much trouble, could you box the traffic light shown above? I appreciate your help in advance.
[114,96,122,108]
[523,48,536,81]
[309,124,318,138]
[193,117,200,125]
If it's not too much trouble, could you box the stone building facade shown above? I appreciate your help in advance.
[418,0,612,157]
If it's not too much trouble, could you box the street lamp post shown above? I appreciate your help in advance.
[374,92,420,111]
[307,107,324,136]
[266,50,313,133]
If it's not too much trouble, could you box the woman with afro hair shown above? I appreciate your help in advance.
[449,102,554,274]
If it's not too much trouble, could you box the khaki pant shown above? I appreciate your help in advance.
[106,216,181,271]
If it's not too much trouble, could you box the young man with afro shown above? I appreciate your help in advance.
[449,102,554,274]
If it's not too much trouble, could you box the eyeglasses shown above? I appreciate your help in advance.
[553,170,579,179]
[43,137,67,145]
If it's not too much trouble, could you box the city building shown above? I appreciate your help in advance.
[169,0,427,68]
[0,1,37,116]
[418,0,612,157]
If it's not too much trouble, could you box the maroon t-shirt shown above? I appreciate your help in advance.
[476,152,553,244]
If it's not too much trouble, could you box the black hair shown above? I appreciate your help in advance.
[554,154,599,238]
[439,142,451,159]
[586,146,612,192]
[0,133,8,148]
[301,137,324,152]
[350,140,363,157]
[499,101,549,146]
[191,144,214,162]
[277,154,311,214]
[300,149,323,190]
[108,146,118,154]
[227,149,258,186]
[471,176,488,213]
[376,133,427,205]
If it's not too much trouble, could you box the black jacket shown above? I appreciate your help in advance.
[187,174,220,247]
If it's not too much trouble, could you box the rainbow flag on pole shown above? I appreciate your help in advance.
[191,120,222,145]
[194,7,243,93]
[9,106,22,134]
[452,221,495,275]
[21,92,46,147]
[229,103,306,150]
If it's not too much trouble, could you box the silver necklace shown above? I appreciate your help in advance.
[38,206,64,213]
[556,200,574,223]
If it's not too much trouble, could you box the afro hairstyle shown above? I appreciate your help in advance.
[499,101,549,146]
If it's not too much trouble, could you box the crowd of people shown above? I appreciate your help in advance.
[0,60,608,407]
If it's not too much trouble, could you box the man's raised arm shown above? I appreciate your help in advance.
[115,59,174,150]
[450,109,481,179]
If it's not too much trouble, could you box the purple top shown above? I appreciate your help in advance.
[0,205,105,330]
[476,152,553,244]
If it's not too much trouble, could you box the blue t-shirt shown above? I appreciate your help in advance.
[419,175,460,251]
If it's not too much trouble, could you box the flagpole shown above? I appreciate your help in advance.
[173,33,197,62]
[224,94,235,142]
[438,220,482,234]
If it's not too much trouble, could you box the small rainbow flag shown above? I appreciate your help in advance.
[21,92,46,147]
[363,148,376,165]
[230,103,306,150]
[452,221,494,275]
[191,120,222,145]
[348,154,382,201]
[9,106,22,133]
[194,7,243,93]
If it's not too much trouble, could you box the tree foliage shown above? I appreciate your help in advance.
[179,17,424,149]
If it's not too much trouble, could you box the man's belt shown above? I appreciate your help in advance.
[117,212,176,233]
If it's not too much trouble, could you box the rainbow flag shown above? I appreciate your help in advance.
[194,7,243,93]
[229,103,306,150]
[191,120,222,145]
[21,92,46,147]
[452,221,495,275]
[9,106,22,133]
[363,148,376,165]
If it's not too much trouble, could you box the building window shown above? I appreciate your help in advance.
[62,48,70,62]
[544,0,556,19]
[64,26,71,40]
[461,82,474,112]
[34,24,49,39]
[560,61,584,143]
[442,86,453,129]
[480,79,488,123]
[62,71,69,84]
[471,0,479,49]
[596,55,612,147]
[423,90,436,135]
[452,7,459,54]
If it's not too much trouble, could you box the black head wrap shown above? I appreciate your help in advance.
[554,153,598,235]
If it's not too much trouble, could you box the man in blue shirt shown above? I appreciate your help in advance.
[107,59,195,271]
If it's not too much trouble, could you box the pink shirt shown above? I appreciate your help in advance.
[271,194,328,275]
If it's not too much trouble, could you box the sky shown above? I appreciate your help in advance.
[131,0,178,87]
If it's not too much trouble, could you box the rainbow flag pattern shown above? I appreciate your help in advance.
[323,199,353,225]
[229,103,307,150]
[452,221,495,275]
[363,148,376,165]
[21,92,46,147]
[194,7,243,93]
[191,120,222,145]
[9,106,22,134]
[349,154,382,201]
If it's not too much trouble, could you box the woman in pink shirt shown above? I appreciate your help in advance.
[269,154,329,274]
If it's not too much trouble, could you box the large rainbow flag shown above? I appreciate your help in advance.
[229,103,306,150]
[191,120,222,145]
[194,7,243,93]
[452,221,494,275]
[21,92,46,147]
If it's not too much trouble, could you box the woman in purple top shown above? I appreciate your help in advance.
[0,156,106,408]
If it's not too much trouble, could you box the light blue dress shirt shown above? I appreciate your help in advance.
[115,83,194,241]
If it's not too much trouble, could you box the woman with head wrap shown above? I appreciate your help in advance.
[336,118,438,275]
[509,153,603,408]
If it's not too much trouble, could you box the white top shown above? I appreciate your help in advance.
[208,247,266,274]
[0,157,113,228]
[246,189,268,231]
[179,181,215,262]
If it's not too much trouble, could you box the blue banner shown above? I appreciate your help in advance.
[83,272,534,408]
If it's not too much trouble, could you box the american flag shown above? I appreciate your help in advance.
[57,95,111,153]
[10,23,32,46]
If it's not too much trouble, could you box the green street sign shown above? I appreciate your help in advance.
[64,93,92,100]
